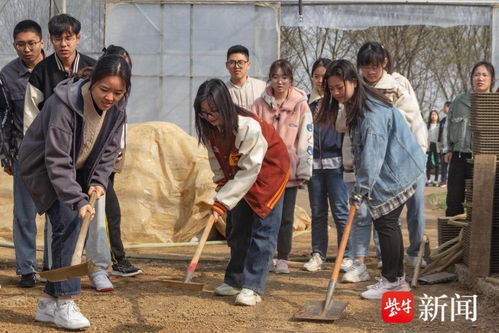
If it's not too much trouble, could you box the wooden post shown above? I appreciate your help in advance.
[469,154,496,277]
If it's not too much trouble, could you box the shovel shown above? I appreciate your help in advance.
[162,214,216,291]
[39,192,98,282]
[293,205,357,322]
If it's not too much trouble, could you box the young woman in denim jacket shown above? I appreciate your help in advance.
[444,61,495,217]
[357,42,427,269]
[303,58,352,273]
[316,59,425,299]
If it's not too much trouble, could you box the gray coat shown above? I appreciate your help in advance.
[18,77,126,214]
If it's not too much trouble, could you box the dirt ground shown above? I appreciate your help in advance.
[1,187,498,332]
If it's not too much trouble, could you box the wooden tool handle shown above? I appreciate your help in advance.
[330,205,357,281]
[411,234,428,287]
[70,192,98,265]
[184,214,216,283]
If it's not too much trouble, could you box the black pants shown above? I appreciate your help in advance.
[276,186,298,260]
[445,152,473,217]
[426,142,439,181]
[106,173,126,262]
[373,204,405,282]
[440,153,448,183]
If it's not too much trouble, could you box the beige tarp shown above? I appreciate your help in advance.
[0,122,310,245]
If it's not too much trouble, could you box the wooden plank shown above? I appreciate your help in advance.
[469,154,496,277]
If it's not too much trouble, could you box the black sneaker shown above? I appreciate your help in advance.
[19,273,36,288]
[111,259,142,277]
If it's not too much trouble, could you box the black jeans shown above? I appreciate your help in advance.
[440,153,448,183]
[106,173,126,262]
[426,142,439,181]
[373,204,405,283]
[276,186,298,260]
[445,152,473,217]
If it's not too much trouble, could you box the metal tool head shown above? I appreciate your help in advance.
[38,260,98,282]
[162,279,204,291]
[293,300,348,322]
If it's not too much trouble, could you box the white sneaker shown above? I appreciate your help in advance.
[90,274,114,292]
[340,258,354,272]
[303,253,324,272]
[53,300,90,330]
[342,260,370,283]
[275,259,290,274]
[235,288,262,306]
[35,298,57,323]
[362,276,410,299]
[377,260,383,269]
[214,283,240,296]
[407,256,427,268]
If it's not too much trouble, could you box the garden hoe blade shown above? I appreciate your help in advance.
[38,193,97,282]
[293,299,348,322]
[293,205,357,322]
[39,260,98,282]
[162,215,216,291]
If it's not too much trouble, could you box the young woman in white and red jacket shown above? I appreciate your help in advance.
[194,79,289,306]
[252,59,313,274]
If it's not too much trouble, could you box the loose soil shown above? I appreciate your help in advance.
[1,187,498,332]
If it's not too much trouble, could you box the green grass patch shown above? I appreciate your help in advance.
[427,192,447,210]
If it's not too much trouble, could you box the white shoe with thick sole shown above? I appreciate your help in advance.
[341,260,370,283]
[214,283,240,296]
[235,288,262,306]
[362,276,411,299]
[53,300,90,330]
[303,253,324,272]
[35,298,57,323]
[340,258,354,272]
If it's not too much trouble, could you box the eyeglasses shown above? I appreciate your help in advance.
[14,40,42,50]
[51,35,77,45]
[226,60,248,68]
[199,111,219,120]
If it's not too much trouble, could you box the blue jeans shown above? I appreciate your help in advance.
[405,174,426,257]
[224,196,283,295]
[12,159,40,275]
[345,182,372,258]
[308,168,351,260]
[44,200,83,298]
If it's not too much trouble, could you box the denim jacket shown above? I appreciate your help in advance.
[350,98,425,210]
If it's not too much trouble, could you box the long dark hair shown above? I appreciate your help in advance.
[90,55,132,93]
[471,61,495,92]
[427,110,440,129]
[194,79,253,146]
[316,59,392,130]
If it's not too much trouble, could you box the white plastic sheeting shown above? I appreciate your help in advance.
[281,4,492,29]
[105,3,279,134]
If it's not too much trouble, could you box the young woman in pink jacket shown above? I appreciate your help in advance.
[252,59,313,274]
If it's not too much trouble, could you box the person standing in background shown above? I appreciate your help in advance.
[224,45,266,111]
[0,20,45,288]
[438,101,451,188]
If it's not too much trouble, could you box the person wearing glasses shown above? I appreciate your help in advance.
[0,20,45,288]
[224,45,267,111]
[23,14,114,293]
[24,14,96,131]
[252,59,313,274]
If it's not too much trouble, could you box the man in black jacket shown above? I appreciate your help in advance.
[1,20,45,288]
[24,13,96,132]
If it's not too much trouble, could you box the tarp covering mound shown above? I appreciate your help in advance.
[0,122,311,245]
